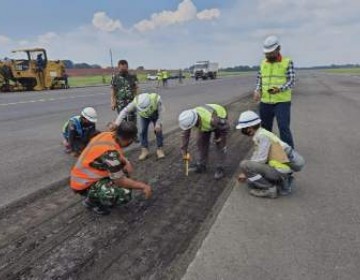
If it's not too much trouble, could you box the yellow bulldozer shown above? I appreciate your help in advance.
[0,48,68,92]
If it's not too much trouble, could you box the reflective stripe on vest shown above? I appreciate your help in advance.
[258,128,291,173]
[135,93,159,118]
[195,104,227,132]
[260,57,292,104]
[70,132,123,191]
[62,116,83,139]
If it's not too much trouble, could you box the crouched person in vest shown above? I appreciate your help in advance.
[62,107,99,157]
[113,92,165,160]
[236,111,305,198]
[70,122,152,215]
[178,104,230,180]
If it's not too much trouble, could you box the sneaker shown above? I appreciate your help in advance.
[249,186,278,199]
[189,163,207,173]
[214,167,225,180]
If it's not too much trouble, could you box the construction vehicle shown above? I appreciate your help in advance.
[0,48,67,92]
[193,61,218,80]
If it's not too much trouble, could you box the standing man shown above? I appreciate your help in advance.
[161,70,169,87]
[70,122,152,215]
[254,35,295,148]
[111,59,138,122]
[113,92,165,160]
[178,104,229,180]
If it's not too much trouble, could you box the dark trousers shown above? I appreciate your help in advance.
[197,128,227,167]
[259,102,294,148]
[140,115,163,148]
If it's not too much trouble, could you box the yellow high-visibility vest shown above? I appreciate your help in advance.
[260,57,292,103]
[195,104,227,132]
[135,93,160,118]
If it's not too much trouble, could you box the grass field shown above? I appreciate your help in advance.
[68,71,254,87]
[324,68,360,74]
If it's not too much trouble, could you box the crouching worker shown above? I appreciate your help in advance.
[113,92,165,160]
[70,122,152,215]
[62,107,99,156]
[236,111,304,198]
[178,104,230,180]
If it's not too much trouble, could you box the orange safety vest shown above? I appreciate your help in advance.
[70,132,123,191]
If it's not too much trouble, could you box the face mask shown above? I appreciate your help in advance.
[241,128,252,136]
[267,56,277,62]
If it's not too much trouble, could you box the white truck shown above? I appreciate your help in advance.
[193,61,219,80]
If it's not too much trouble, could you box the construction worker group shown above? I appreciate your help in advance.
[67,35,305,215]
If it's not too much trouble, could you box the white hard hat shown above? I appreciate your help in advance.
[263,35,280,53]
[81,107,97,123]
[178,109,198,130]
[236,110,261,129]
[136,93,151,112]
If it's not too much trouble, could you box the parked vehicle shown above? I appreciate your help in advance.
[193,61,219,80]
[169,72,185,80]
[147,73,158,81]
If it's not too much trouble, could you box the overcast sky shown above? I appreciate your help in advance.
[0,0,359,68]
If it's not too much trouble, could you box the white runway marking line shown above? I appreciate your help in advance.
[0,92,107,106]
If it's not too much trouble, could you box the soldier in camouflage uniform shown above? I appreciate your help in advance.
[111,60,138,120]
[70,122,152,215]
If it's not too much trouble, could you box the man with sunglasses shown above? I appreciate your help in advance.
[70,122,152,215]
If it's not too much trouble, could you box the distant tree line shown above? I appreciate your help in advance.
[221,64,360,72]
[220,65,260,72]
[297,64,360,70]
[62,60,101,69]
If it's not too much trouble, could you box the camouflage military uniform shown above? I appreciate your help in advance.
[85,150,132,206]
[111,72,138,119]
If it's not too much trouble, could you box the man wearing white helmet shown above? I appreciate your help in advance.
[178,104,229,180]
[236,110,304,198]
[62,107,99,156]
[254,35,296,148]
[113,92,165,160]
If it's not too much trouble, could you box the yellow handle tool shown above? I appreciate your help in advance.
[185,153,190,177]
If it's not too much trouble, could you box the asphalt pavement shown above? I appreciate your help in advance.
[182,72,360,280]
[0,76,254,208]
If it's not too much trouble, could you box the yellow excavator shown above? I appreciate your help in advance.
[0,48,67,92]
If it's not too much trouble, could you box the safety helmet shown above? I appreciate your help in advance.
[81,107,97,123]
[263,35,280,53]
[236,110,261,129]
[136,93,151,112]
[178,109,198,130]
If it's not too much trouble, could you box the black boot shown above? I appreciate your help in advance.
[189,163,207,173]
[214,167,225,180]
[82,198,111,215]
